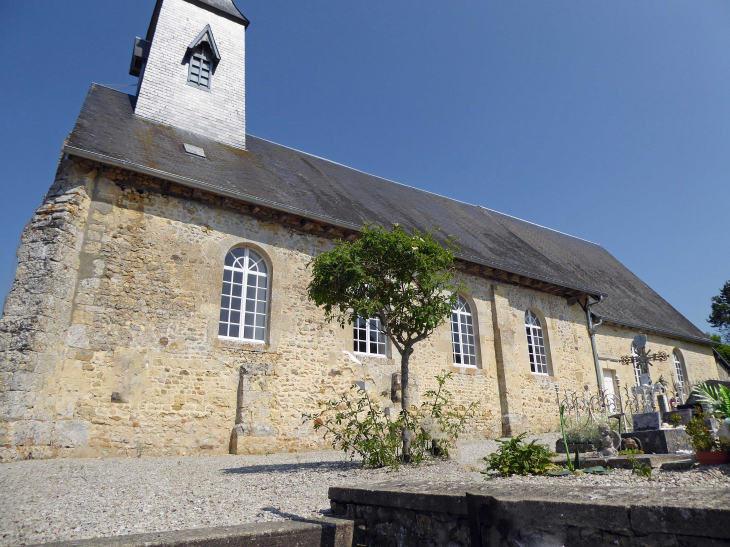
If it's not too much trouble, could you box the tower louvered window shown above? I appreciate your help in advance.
[188,45,212,89]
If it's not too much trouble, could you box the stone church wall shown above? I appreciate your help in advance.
[0,157,719,461]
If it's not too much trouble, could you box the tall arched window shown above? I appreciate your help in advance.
[525,310,549,374]
[451,295,477,367]
[673,350,687,387]
[631,343,650,385]
[218,247,268,342]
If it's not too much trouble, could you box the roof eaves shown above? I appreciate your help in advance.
[63,143,607,300]
[63,145,361,231]
[456,252,606,298]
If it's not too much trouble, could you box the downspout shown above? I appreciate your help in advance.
[585,296,604,391]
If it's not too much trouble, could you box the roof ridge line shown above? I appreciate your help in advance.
[248,134,600,248]
[477,206,600,246]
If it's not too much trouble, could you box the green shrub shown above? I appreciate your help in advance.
[685,408,717,452]
[303,372,476,469]
[619,448,644,455]
[483,434,557,477]
[668,413,683,427]
[563,418,603,447]
[628,456,652,479]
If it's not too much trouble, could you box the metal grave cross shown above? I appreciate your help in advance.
[618,333,668,369]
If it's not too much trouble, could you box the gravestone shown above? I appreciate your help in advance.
[624,411,692,454]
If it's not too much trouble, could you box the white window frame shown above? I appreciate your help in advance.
[525,309,549,375]
[353,316,387,357]
[673,350,686,387]
[451,295,477,368]
[218,247,269,343]
[631,343,649,386]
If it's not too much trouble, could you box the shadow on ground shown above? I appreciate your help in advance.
[223,460,360,474]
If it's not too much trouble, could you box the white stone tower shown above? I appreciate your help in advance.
[131,0,249,150]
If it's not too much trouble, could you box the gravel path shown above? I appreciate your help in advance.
[1,434,728,546]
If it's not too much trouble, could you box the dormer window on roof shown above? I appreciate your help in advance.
[187,25,221,91]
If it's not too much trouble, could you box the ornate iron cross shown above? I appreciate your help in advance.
[619,333,668,367]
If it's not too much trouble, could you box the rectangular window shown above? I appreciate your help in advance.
[353,316,386,356]
[188,47,212,90]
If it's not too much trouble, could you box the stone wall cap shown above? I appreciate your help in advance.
[25,517,353,547]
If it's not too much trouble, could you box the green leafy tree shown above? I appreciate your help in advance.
[707,333,730,364]
[708,281,730,343]
[307,224,462,459]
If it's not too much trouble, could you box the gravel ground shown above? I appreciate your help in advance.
[1,433,728,546]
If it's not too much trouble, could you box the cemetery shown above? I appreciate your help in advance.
[1,374,728,547]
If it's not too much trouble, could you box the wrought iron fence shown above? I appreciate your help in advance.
[555,378,697,433]
[554,383,626,431]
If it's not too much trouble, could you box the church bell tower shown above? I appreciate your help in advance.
[130,0,249,150]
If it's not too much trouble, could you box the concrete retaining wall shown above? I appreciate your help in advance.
[329,480,730,547]
[27,518,353,547]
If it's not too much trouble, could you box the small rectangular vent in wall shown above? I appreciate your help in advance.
[183,143,206,158]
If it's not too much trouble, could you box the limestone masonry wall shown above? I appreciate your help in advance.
[0,157,719,461]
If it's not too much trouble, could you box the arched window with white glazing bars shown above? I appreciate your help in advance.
[451,295,477,367]
[525,310,549,374]
[631,343,649,385]
[218,248,268,342]
[673,350,687,387]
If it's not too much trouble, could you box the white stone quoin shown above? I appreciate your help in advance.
[134,0,247,149]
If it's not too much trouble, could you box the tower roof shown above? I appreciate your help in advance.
[196,0,249,24]
[146,0,249,41]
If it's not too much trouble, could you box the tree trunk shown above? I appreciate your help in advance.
[401,345,414,461]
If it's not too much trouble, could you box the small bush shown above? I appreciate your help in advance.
[563,413,623,447]
[303,372,476,469]
[484,434,556,477]
[628,456,652,479]
[685,409,715,452]
[619,448,644,455]
[668,413,683,427]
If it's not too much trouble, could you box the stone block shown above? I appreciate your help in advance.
[230,422,277,454]
[633,412,662,431]
[621,429,692,454]
[231,435,277,455]
[13,419,53,446]
[54,420,88,448]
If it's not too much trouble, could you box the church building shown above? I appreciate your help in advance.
[0,0,722,461]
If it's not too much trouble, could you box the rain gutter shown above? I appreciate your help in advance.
[585,296,605,391]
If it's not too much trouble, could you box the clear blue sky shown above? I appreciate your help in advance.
[1,1,728,336]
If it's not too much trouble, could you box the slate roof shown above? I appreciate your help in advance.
[63,84,712,345]
[195,0,248,24]
[146,0,249,39]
